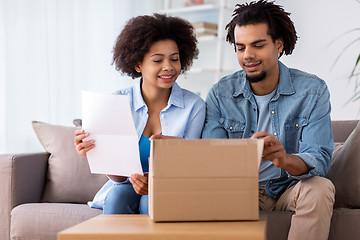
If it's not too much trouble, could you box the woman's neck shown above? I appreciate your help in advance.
[141,85,171,110]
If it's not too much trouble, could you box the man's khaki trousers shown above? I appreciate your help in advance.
[259,176,335,240]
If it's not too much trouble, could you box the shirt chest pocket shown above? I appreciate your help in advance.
[284,117,308,154]
[220,117,245,139]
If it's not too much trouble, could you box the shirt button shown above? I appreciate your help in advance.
[229,126,233,130]
[274,132,277,136]
[253,108,256,111]
[295,123,299,127]
[251,130,254,133]
[271,111,275,114]
[161,114,165,118]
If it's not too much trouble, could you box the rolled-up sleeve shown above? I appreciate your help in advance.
[292,83,333,179]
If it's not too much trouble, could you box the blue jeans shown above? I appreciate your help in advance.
[103,180,148,214]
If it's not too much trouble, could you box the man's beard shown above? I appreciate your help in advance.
[246,71,267,83]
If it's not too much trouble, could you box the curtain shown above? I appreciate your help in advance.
[0,0,161,153]
[0,0,6,153]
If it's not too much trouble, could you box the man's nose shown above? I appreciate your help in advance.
[243,48,255,59]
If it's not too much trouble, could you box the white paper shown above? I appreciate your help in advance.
[82,91,143,176]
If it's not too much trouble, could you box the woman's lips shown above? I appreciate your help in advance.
[158,75,175,82]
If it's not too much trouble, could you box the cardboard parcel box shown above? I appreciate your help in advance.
[149,138,263,222]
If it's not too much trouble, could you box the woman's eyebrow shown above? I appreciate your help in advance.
[150,52,179,57]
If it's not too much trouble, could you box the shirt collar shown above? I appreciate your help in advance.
[167,81,184,109]
[133,79,146,111]
[132,79,184,111]
[277,61,295,96]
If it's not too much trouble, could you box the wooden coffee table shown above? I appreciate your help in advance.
[57,215,265,240]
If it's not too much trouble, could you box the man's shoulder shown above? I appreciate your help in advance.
[288,68,326,86]
[287,68,329,98]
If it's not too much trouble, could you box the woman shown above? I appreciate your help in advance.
[74,13,205,215]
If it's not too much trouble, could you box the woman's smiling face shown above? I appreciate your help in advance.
[136,39,181,92]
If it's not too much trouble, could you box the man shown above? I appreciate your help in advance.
[201,1,335,239]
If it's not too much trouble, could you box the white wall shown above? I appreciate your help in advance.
[1,0,360,154]
[0,0,161,154]
[0,0,6,153]
[172,0,360,120]
[276,0,360,120]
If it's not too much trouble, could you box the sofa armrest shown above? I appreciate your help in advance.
[0,152,49,209]
[0,152,49,240]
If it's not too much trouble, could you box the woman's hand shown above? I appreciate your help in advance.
[74,129,95,156]
[149,134,181,140]
[129,173,148,195]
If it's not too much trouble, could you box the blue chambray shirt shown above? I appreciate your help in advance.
[88,79,206,209]
[116,79,206,140]
[202,61,333,199]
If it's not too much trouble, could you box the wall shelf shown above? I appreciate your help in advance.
[160,4,219,14]
[157,0,241,98]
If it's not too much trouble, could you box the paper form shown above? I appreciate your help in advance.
[82,91,143,176]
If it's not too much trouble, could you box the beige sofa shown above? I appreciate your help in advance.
[1,120,359,240]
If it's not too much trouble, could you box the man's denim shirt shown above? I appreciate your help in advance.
[202,61,334,199]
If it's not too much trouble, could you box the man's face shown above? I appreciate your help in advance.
[234,23,283,84]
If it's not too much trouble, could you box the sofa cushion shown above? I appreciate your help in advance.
[326,121,360,208]
[32,121,108,203]
[328,208,360,240]
[10,203,101,240]
[332,120,359,142]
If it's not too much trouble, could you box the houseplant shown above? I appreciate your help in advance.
[333,28,360,103]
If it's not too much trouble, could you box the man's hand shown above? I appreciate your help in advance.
[251,131,309,176]
[251,131,288,168]
[129,173,148,195]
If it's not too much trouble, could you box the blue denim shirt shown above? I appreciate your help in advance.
[202,61,333,199]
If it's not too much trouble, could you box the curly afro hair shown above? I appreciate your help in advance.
[225,0,298,58]
[113,13,199,79]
